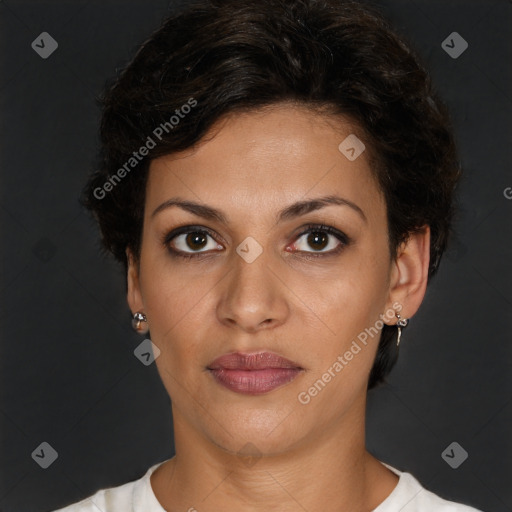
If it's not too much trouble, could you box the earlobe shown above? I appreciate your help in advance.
[385,226,430,323]
[126,248,144,314]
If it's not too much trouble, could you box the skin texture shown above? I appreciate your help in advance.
[127,104,430,512]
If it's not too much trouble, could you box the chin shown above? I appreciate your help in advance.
[201,402,309,457]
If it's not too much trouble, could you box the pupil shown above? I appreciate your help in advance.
[308,231,328,251]
[187,232,207,250]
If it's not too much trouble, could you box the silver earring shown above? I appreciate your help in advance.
[395,313,409,347]
[132,312,149,334]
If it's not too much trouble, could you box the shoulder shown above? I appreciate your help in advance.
[51,480,135,512]
[375,463,484,512]
[401,473,483,511]
[50,461,167,512]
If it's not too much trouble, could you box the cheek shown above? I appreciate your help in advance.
[138,253,200,354]
[321,247,389,327]
[138,257,229,398]
[296,285,387,411]
[142,272,207,401]
[139,236,208,325]
[300,245,390,378]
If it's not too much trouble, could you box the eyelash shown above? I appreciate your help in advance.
[162,223,350,260]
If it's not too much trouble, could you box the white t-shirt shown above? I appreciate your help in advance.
[53,459,483,512]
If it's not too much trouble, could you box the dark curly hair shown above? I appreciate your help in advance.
[83,0,461,390]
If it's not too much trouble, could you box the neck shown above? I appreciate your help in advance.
[151,395,399,512]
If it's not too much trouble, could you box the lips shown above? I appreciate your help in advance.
[207,351,303,395]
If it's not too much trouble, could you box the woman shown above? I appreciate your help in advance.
[54,0,483,510]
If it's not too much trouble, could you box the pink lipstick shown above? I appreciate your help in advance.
[207,351,303,395]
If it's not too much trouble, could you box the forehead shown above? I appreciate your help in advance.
[146,105,385,224]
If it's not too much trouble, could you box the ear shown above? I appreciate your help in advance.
[384,226,430,324]
[126,248,144,315]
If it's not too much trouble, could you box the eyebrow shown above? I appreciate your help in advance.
[151,194,367,224]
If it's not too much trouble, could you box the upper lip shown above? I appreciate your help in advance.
[207,351,302,370]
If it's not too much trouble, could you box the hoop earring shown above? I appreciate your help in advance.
[132,312,149,335]
[395,313,409,347]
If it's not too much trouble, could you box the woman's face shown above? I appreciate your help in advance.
[128,104,426,456]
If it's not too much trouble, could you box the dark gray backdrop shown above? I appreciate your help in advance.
[0,1,511,511]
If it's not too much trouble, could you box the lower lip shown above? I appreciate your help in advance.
[208,368,302,395]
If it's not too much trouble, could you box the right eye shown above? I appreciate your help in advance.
[164,226,224,259]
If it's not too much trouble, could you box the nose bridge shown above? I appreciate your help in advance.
[218,239,288,330]
[229,241,274,303]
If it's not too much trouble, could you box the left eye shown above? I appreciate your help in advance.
[292,227,347,253]
[170,231,222,253]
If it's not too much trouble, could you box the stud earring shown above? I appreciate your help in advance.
[395,312,409,347]
[132,312,149,334]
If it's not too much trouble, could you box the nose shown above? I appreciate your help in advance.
[216,247,290,333]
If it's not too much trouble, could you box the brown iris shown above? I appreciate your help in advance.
[307,231,328,251]
[186,232,208,250]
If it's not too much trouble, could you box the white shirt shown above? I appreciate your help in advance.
[53,459,483,511]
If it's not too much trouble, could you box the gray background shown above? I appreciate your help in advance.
[0,1,511,511]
